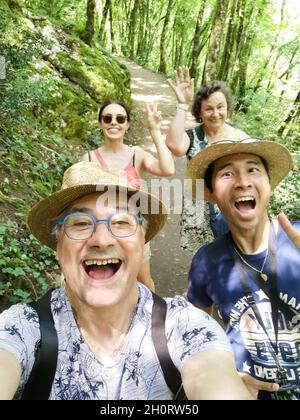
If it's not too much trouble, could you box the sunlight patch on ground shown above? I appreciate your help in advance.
[131,94,176,108]
[132,79,170,88]
[132,93,173,104]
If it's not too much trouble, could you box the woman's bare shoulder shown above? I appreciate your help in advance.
[82,148,102,162]
[132,146,148,159]
[222,124,249,139]
[232,127,249,138]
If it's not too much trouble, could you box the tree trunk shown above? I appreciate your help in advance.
[136,0,148,61]
[253,0,286,93]
[217,0,238,81]
[158,0,175,74]
[190,0,207,79]
[108,0,117,53]
[99,0,110,45]
[279,48,298,98]
[278,90,300,136]
[129,0,140,58]
[119,0,131,55]
[82,0,96,46]
[227,0,248,89]
[236,32,252,111]
[178,24,185,69]
[172,8,181,69]
[202,0,230,84]
[229,0,256,99]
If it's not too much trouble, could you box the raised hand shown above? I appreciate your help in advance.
[145,102,162,132]
[167,66,194,105]
[278,213,300,251]
[142,102,175,177]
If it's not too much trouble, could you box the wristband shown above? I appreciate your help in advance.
[176,103,189,111]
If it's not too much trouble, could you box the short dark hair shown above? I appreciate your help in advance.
[204,155,269,193]
[98,100,131,122]
[192,81,234,123]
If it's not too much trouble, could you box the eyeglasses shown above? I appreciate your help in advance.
[101,114,127,124]
[211,137,263,146]
[57,212,143,241]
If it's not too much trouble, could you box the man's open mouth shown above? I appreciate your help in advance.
[83,258,122,280]
[234,196,256,211]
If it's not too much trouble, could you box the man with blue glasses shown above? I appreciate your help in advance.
[0,161,253,400]
[57,212,144,241]
[187,138,300,400]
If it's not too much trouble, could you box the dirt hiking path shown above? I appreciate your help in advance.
[118,57,196,297]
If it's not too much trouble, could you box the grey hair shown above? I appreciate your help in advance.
[51,222,60,243]
[141,215,148,234]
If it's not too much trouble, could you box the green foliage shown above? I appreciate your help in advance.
[232,90,300,151]
[269,162,300,220]
[0,27,46,124]
[0,221,60,310]
[25,0,81,20]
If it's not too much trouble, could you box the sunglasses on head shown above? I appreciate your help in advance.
[211,137,263,145]
[101,114,127,124]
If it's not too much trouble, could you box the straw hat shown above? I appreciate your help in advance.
[28,161,168,250]
[187,139,293,196]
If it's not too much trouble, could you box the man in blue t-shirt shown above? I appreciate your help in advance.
[187,138,300,400]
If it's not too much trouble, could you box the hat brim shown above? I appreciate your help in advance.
[28,184,168,250]
[187,141,293,196]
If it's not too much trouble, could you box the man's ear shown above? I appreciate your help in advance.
[204,186,217,204]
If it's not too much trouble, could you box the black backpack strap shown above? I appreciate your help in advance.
[151,293,186,400]
[21,289,58,400]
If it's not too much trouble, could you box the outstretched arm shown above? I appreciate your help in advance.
[166,67,194,157]
[238,372,279,399]
[278,213,300,251]
[142,102,175,177]
[181,349,254,400]
[0,349,21,400]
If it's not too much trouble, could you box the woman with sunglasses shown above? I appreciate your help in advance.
[166,68,249,254]
[82,100,175,291]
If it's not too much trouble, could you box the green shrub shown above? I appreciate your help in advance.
[0,221,60,311]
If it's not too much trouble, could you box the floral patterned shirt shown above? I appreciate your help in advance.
[0,284,231,400]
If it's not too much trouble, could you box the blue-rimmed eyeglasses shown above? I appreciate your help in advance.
[211,137,263,146]
[57,212,143,240]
